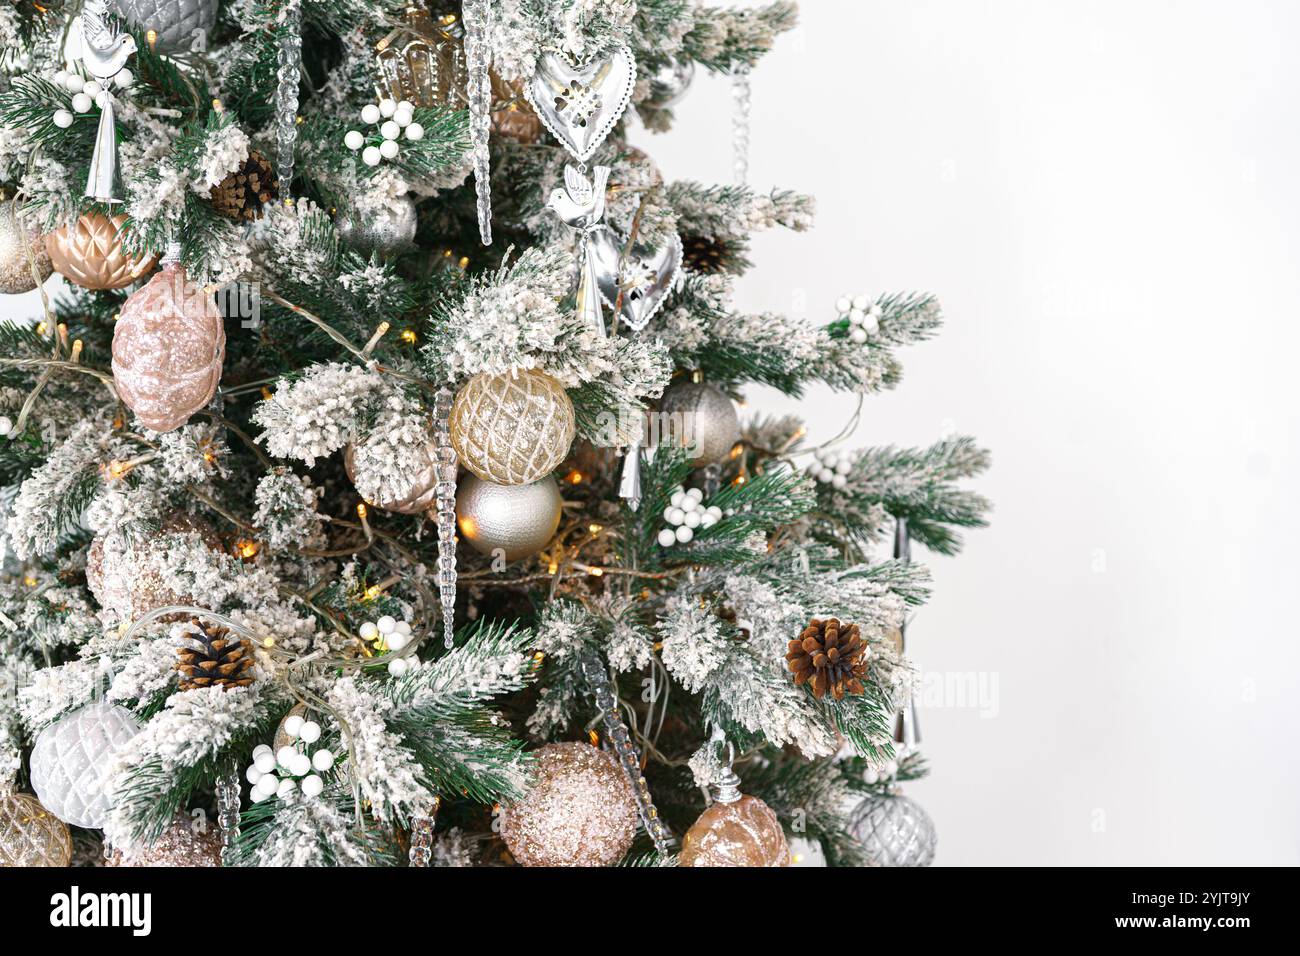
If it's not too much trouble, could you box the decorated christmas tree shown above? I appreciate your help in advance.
[0,0,989,868]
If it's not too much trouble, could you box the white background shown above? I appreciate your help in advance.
[6,1,1298,865]
[632,0,1300,865]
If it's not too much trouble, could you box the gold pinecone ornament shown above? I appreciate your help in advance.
[175,618,255,691]
[210,149,278,222]
[786,617,869,700]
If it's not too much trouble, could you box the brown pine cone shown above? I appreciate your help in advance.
[786,617,868,700]
[681,234,730,274]
[175,619,255,691]
[210,149,278,222]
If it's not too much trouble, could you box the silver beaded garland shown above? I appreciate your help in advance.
[433,387,458,649]
[462,0,493,245]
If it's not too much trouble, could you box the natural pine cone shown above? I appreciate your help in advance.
[682,234,730,274]
[210,149,278,222]
[786,617,868,700]
[175,619,255,691]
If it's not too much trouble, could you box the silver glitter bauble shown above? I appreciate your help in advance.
[657,379,741,466]
[648,56,695,107]
[500,742,638,867]
[113,0,217,53]
[0,199,52,294]
[30,701,142,829]
[335,196,417,257]
[847,793,937,867]
[456,474,562,562]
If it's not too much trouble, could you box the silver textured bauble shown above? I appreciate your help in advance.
[113,0,217,53]
[657,380,741,466]
[335,197,417,257]
[456,474,562,562]
[648,56,695,107]
[30,701,142,829]
[0,199,52,294]
[847,793,937,867]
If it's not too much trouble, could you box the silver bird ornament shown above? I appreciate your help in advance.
[79,0,136,203]
[547,163,610,229]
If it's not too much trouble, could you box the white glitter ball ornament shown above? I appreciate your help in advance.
[500,742,638,867]
[30,701,142,828]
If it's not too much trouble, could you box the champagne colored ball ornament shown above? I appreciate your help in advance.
[450,370,575,486]
[846,793,937,867]
[0,199,53,294]
[45,212,158,291]
[335,196,417,256]
[112,0,218,53]
[30,700,142,829]
[112,259,225,432]
[500,742,638,867]
[343,440,438,514]
[658,379,741,466]
[456,473,562,561]
[680,766,789,867]
[86,514,222,623]
[0,792,73,866]
[107,813,222,866]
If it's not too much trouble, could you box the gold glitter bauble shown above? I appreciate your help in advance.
[450,370,575,485]
[500,742,637,867]
[107,813,222,866]
[45,212,158,291]
[86,514,222,623]
[0,792,72,866]
[658,379,740,466]
[112,261,225,433]
[679,794,790,867]
[343,440,439,515]
[0,199,53,294]
[457,473,562,561]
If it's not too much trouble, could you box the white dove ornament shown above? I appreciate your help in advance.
[547,164,610,229]
[79,0,136,202]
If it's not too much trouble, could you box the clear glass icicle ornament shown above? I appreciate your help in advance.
[462,0,493,244]
[274,0,302,192]
[731,64,751,185]
[433,387,459,648]
[216,768,241,865]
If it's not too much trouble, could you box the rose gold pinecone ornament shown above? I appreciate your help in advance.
[112,260,225,432]
[343,441,439,514]
[86,514,222,623]
[106,813,222,867]
[45,212,157,290]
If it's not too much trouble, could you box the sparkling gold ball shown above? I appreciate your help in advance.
[45,212,158,291]
[456,473,562,561]
[658,380,741,466]
[0,792,72,866]
[500,742,638,867]
[679,794,790,867]
[107,813,222,867]
[450,370,576,485]
[0,199,53,294]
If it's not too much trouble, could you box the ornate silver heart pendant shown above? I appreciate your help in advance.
[525,45,637,163]
[588,226,683,332]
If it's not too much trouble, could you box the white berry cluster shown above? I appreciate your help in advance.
[344,99,425,167]
[805,448,853,489]
[0,415,14,439]
[862,758,899,785]
[656,486,722,547]
[834,293,883,345]
[245,714,336,802]
[49,66,133,129]
[358,615,420,676]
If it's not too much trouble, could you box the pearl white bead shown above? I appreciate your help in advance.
[379,98,397,117]
[344,130,364,151]
[835,296,851,313]
[53,109,73,129]
[395,620,412,636]
[82,80,101,97]
[300,774,324,798]
[276,777,297,798]
[832,475,847,489]
[245,765,263,785]
[396,100,414,114]
[870,303,883,316]
[360,103,381,124]
[863,768,879,784]
[393,108,413,128]
[298,720,321,744]
[683,510,701,529]
[52,70,69,87]
[276,745,297,769]
[64,74,84,94]
[707,506,723,520]
[669,490,684,508]
[379,139,399,160]
[685,487,704,504]
[385,632,408,652]
[863,315,879,334]
[290,753,312,777]
[255,773,279,796]
[71,92,92,113]
[404,122,424,142]
[666,507,685,526]
[380,120,400,141]
[836,459,852,475]
[852,294,870,311]
[818,469,834,483]
[850,328,867,344]
[359,621,379,641]
[250,788,270,804]
[283,714,304,738]
[253,744,272,758]
[849,309,865,326]
[115,69,133,89]
[700,513,717,528]
[362,145,381,166]
[254,751,277,774]
[377,615,396,634]
[657,528,676,547]
[388,658,409,677]
[883,760,898,777]
[312,749,335,772]
[674,525,694,543]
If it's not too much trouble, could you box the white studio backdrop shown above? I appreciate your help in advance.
[4,0,1298,865]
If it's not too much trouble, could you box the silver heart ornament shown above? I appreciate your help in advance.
[525,45,637,163]
[588,226,682,332]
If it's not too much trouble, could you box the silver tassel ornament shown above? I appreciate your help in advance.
[77,0,135,203]
[892,516,922,750]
